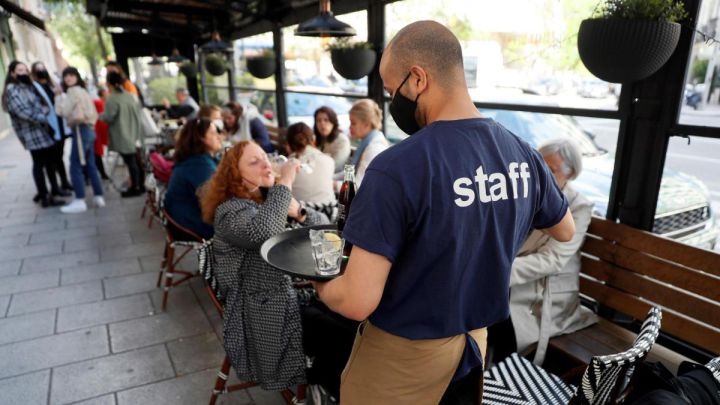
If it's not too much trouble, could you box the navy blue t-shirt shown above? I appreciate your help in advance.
[343,118,568,340]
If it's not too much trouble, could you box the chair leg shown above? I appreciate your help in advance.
[161,244,174,311]
[157,242,168,288]
[209,355,233,405]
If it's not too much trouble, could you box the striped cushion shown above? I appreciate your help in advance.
[483,353,575,404]
[707,356,720,384]
[573,306,663,405]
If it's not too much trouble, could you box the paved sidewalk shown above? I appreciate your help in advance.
[0,135,285,405]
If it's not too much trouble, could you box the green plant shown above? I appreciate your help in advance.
[205,54,227,69]
[691,57,709,83]
[252,48,275,58]
[326,38,374,52]
[594,0,688,23]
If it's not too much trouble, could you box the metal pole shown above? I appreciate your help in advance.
[273,23,288,128]
[367,0,386,129]
[199,52,208,104]
[227,49,237,102]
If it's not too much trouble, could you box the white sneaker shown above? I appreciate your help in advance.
[60,199,88,214]
[93,196,106,208]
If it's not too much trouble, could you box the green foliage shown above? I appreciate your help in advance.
[595,0,689,22]
[46,3,114,70]
[146,76,185,105]
[326,38,373,51]
[253,48,275,58]
[204,54,228,74]
[691,58,709,83]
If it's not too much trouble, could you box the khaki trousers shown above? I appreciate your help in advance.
[340,322,487,404]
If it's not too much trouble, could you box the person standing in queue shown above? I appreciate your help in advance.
[312,20,576,404]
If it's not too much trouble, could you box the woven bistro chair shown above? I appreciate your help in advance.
[157,208,204,311]
[569,306,663,405]
[198,240,306,405]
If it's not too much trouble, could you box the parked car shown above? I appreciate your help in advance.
[386,110,719,249]
[577,79,612,99]
[253,91,353,134]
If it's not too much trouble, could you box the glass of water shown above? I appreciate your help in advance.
[309,229,344,276]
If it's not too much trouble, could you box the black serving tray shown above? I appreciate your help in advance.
[260,224,344,281]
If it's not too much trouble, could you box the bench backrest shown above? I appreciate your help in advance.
[579,217,720,354]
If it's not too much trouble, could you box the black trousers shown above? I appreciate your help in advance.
[30,146,59,197]
[95,154,108,179]
[51,138,71,188]
[486,316,517,366]
[121,152,143,190]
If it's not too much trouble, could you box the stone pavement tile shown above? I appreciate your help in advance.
[0,241,62,262]
[0,259,21,277]
[0,369,50,405]
[98,221,155,237]
[0,326,108,379]
[167,332,225,376]
[71,394,116,405]
[0,309,55,346]
[61,259,142,285]
[1,212,38,227]
[21,250,100,274]
[148,285,200,313]
[0,232,29,248]
[9,281,103,316]
[0,221,66,237]
[65,214,127,230]
[0,270,60,296]
[64,233,134,254]
[28,226,97,245]
[50,345,174,405]
[116,369,253,405]
[109,294,210,353]
[0,295,9,317]
[103,271,161,299]
[129,228,164,244]
[139,255,164,272]
[100,240,166,262]
[247,386,292,405]
[57,294,153,333]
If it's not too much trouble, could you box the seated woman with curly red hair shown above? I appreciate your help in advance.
[199,141,327,391]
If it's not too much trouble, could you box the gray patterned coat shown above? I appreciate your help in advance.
[213,185,328,390]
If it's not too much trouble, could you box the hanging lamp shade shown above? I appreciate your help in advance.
[295,0,356,37]
[148,54,165,65]
[167,48,186,63]
[201,31,231,51]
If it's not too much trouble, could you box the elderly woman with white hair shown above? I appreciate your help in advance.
[488,138,598,366]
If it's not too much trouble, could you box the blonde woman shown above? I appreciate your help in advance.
[347,99,389,186]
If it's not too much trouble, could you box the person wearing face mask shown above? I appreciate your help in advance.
[54,67,105,214]
[2,61,64,208]
[314,106,351,174]
[31,62,73,195]
[199,141,328,391]
[312,21,576,404]
[99,71,144,198]
[163,119,222,240]
[222,101,274,152]
[345,99,388,187]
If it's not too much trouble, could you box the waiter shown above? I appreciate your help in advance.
[313,20,575,404]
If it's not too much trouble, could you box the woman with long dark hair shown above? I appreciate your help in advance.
[54,67,104,213]
[313,106,350,173]
[2,61,63,207]
[99,71,144,197]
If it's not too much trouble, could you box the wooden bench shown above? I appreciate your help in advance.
[545,216,720,379]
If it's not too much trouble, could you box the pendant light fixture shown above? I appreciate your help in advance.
[295,0,356,38]
[201,31,231,52]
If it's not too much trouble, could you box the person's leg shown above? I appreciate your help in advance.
[41,146,62,196]
[53,138,72,189]
[81,126,103,197]
[120,153,143,197]
[95,154,109,180]
[29,149,49,198]
[68,131,86,199]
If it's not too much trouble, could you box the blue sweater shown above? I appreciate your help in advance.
[164,154,217,239]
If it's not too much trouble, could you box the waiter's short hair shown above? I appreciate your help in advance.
[385,20,465,87]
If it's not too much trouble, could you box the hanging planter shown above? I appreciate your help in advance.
[577,0,687,83]
[327,39,376,80]
[179,62,197,78]
[204,54,227,76]
[246,50,275,79]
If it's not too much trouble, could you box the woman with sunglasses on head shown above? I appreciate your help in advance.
[163,118,222,240]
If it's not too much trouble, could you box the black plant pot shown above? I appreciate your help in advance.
[577,18,681,83]
[331,48,376,80]
[204,56,227,76]
[179,63,197,78]
[246,56,275,79]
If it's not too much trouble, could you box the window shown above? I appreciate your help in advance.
[284,92,356,134]
[283,11,368,97]
[385,0,620,110]
[656,136,720,251]
[679,0,720,126]
[235,32,276,91]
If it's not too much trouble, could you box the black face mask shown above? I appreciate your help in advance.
[34,70,50,81]
[389,71,422,135]
[16,74,32,85]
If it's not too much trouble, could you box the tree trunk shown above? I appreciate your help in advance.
[95,17,108,60]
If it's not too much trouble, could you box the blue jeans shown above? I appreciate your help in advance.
[70,124,103,199]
